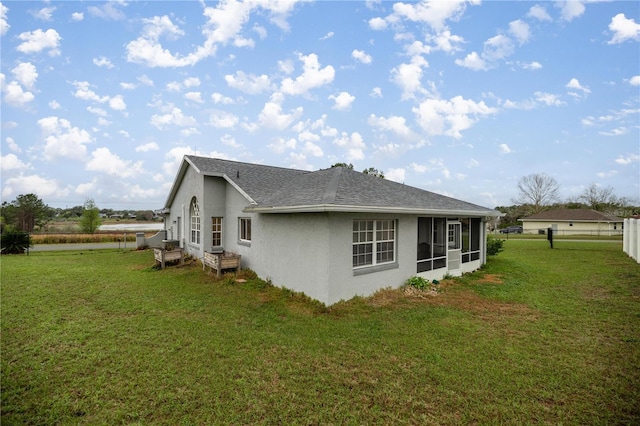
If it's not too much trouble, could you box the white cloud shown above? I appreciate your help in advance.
[320,31,334,40]
[221,134,241,148]
[483,34,514,61]
[268,137,297,154]
[391,0,475,32]
[209,110,239,128]
[428,30,465,54]
[1,74,35,107]
[1,153,30,172]
[17,28,61,56]
[499,143,512,154]
[333,132,366,161]
[278,59,294,74]
[370,87,383,98]
[181,127,200,137]
[183,77,200,88]
[71,12,84,22]
[87,106,108,117]
[615,153,640,165]
[556,1,585,22]
[93,57,114,68]
[49,100,61,110]
[87,2,126,20]
[225,71,272,94]
[257,94,303,130]
[352,49,372,64]
[5,136,20,153]
[135,142,160,152]
[31,6,56,21]
[599,127,627,136]
[534,91,565,106]
[184,91,204,103]
[329,91,355,111]
[386,168,405,183]
[629,76,640,86]
[608,13,640,44]
[72,81,108,102]
[391,55,429,99]
[1,2,10,35]
[151,107,197,129]
[413,96,497,139]
[11,62,38,90]
[509,19,530,45]
[86,147,144,178]
[211,92,234,104]
[368,114,413,138]
[566,78,591,98]
[368,17,387,30]
[281,53,335,96]
[2,174,68,199]
[527,4,552,21]
[109,95,126,111]
[521,61,542,70]
[303,141,323,157]
[38,116,92,161]
[126,1,300,68]
[455,51,487,71]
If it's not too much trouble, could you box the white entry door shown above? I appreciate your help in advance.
[447,222,462,273]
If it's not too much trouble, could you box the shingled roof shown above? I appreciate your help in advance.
[521,208,621,222]
[165,156,500,216]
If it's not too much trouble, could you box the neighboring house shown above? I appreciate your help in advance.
[162,156,501,305]
[520,208,623,236]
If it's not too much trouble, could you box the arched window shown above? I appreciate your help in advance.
[190,197,200,245]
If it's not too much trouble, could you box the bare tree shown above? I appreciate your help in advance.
[513,173,560,214]
[578,183,618,212]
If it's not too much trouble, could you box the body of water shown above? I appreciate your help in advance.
[98,223,164,231]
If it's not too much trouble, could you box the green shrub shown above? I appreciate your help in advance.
[1,232,31,254]
[405,276,431,290]
[486,236,504,256]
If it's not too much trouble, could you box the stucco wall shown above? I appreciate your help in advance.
[250,213,331,303]
[166,166,490,305]
[522,220,623,236]
[166,166,203,251]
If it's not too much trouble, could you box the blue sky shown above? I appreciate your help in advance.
[1,0,638,210]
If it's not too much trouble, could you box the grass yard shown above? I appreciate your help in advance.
[1,241,639,424]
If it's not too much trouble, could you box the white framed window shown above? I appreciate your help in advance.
[353,220,395,268]
[190,197,200,245]
[239,217,251,242]
[212,217,222,247]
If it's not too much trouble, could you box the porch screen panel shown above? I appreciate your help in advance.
[471,218,481,261]
[462,218,470,263]
[433,218,447,269]
[417,217,432,272]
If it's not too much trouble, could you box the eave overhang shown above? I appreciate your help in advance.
[244,203,502,218]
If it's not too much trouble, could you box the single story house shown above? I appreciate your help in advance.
[162,156,501,305]
[520,208,623,236]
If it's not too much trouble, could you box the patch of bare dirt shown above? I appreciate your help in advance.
[363,278,538,323]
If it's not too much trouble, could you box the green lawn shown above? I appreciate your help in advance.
[2,241,639,424]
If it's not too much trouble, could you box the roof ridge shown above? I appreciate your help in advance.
[320,167,342,204]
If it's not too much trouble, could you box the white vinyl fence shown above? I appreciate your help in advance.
[623,218,640,263]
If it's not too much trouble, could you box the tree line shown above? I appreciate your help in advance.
[1,194,157,234]
[497,173,638,228]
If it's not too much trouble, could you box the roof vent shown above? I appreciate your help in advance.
[236,171,240,178]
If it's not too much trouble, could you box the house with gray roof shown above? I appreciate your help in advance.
[162,155,501,305]
[520,208,623,236]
